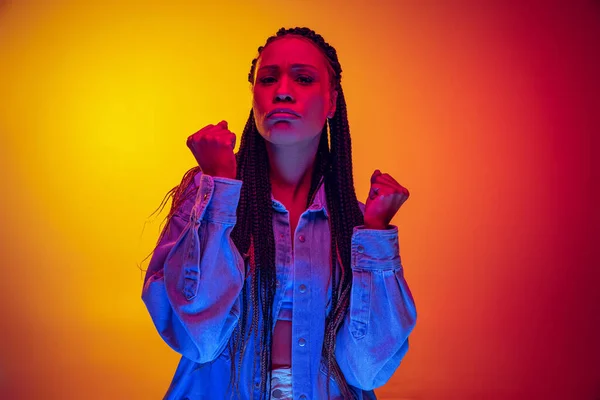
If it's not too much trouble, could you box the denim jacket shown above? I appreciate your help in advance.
[142,170,417,399]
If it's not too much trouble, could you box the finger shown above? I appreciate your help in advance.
[371,176,396,188]
[368,184,379,200]
[375,186,396,197]
[368,187,379,200]
[229,133,237,149]
[372,176,402,191]
[202,121,224,133]
[205,121,230,137]
[207,134,233,148]
[187,134,195,147]
[373,175,406,193]
[368,185,395,200]
[206,130,232,145]
[199,124,215,134]
[370,171,393,185]
[385,176,402,188]
[377,173,401,187]
[370,169,382,184]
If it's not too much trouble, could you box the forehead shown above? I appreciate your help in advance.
[257,36,328,71]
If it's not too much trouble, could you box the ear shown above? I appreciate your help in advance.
[328,89,338,118]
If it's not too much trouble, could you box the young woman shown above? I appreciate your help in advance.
[142,26,417,400]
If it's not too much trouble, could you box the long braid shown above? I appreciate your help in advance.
[228,110,254,399]
[245,26,363,399]
[154,27,362,399]
[324,86,363,400]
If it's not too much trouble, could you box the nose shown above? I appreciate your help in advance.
[274,76,294,103]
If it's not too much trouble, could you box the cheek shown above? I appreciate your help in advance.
[252,90,265,108]
[305,92,328,119]
[252,92,269,119]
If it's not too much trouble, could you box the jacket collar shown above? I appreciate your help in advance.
[270,176,329,218]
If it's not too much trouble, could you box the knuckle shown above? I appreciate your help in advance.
[198,125,213,134]
[203,134,216,143]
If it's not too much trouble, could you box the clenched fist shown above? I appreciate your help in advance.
[187,120,237,179]
[363,169,409,229]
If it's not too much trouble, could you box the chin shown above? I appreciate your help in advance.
[263,130,308,146]
[258,122,308,145]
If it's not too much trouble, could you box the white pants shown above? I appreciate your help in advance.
[270,367,292,399]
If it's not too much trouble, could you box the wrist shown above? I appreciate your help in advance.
[363,220,388,230]
[205,170,236,180]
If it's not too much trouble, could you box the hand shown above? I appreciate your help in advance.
[363,169,409,229]
[187,120,237,179]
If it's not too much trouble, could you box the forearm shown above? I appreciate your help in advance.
[335,225,417,390]
[142,173,246,363]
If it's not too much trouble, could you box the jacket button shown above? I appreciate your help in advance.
[298,235,305,243]
[276,279,281,287]
[299,395,307,400]
[299,284,306,293]
[272,389,282,398]
[357,245,364,253]
[298,338,306,347]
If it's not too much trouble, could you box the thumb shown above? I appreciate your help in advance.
[370,169,381,184]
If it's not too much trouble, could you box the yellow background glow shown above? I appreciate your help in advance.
[0,0,597,399]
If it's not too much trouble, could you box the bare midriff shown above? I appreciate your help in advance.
[271,320,293,369]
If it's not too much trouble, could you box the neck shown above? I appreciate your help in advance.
[266,136,320,204]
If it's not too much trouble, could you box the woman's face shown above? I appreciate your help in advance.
[252,35,338,146]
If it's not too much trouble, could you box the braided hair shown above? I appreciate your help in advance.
[153,27,363,399]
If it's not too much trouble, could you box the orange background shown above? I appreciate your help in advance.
[0,1,598,399]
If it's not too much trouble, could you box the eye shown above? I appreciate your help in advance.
[259,77,276,84]
[297,75,314,84]
[258,75,314,85]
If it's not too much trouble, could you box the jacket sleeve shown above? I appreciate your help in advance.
[142,171,245,364]
[335,223,417,390]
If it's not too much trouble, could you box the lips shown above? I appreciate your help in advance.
[267,108,300,118]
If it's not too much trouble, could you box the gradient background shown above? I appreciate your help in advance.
[0,0,598,399]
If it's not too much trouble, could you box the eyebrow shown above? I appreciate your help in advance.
[258,63,318,72]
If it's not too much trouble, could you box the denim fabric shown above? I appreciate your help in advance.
[276,264,294,321]
[142,171,417,399]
